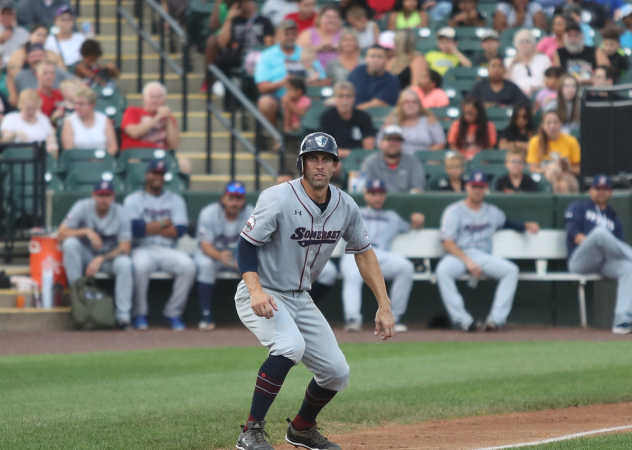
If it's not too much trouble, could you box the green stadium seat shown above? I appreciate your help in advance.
[428,172,448,191]
[444,87,464,106]
[443,78,478,97]
[45,173,65,192]
[424,163,447,179]
[486,106,512,121]
[301,100,326,134]
[415,150,453,165]
[444,66,489,81]
[118,148,179,172]
[189,0,215,14]
[65,168,125,194]
[471,149,508,180]
[124,163,186,193]
[57,149,119,174]
[365,106,394,120]
[454,27,489,41]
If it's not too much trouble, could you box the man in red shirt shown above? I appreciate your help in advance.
[36,61,63,118]
[284,0,316,34]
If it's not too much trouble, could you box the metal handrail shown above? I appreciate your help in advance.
[115,0,190,131]
[206,65,285,189]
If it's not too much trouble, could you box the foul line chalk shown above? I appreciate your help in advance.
[474,424,632,450]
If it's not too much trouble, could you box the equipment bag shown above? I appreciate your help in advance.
[70,277,116,330]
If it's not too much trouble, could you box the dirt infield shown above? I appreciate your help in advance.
[0,326,630,356]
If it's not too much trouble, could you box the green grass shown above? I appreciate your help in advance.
[1,342,632,449]
[522,432,632,449]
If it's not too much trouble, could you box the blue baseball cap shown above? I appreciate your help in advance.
[55,5,74,16]
[93,180,114,194]
[146,159,168,173]
[592,174,612,189]
[225,180,246,196]
[467,171,489,186]
[366,179,387,193]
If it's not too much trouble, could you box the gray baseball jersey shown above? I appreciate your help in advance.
[359,207,410,251]
[197,203,255,251]
[123,190,188,248]
[440,200,506,254]
[240,179,372,292]
[62,198,132,254]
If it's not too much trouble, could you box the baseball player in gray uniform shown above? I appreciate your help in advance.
[341,178,424,333]
[194,181,254,331]
[436,171,540,332]
[233,132,394,450]
[58,181,133,328]
[124,160,196,331]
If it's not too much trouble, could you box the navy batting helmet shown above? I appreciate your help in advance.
[296,132,339,174]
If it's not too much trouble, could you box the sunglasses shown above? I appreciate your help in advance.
[226,185,246,195]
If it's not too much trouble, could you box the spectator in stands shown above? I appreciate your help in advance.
[377,89,445,154]
[498,104,535,152]
[388,29,428,89]
[262,0,299,26]
[360,124,426,193]
[554,20,609,85]
[13,46,72,104]
[0,1,29,66]
[341,0,376,20]
[592,0,623,19]
[299,47,328,86]
[17,0,69,28]
[58,181,133,329]
[276,168,296,184]
[600,27,629,78]
[527,110,580,193]
[448,0,486,27]
[620,5,632,49]
[469,56,530,107]
[425,27,472,76]
[44,6,85,67]
[74,39,120,87]
[436,170,540,332]
[0,88,57,156]
[200,0,228,93]
[505,29,551,96]
[412,69,450,108]
[533,66,563,112]
[61,87,118,155]
[388,0,428,29]
[346,6,379,49]
[319,81,376,158]
[0,86,14,123]
[433,151,467,192]
[546,74,580,133]
[325,29,363,85]
[284,0,317,34]
[473,29,501,67]
[494,149,538,193]
[282,77,311,133]
[563,4,594,47]
[494,0,547,32]
[565,175,632,335]
[297,5,343,69]
[36,61,63,118]
[53,78,81,128]
[124,160,196,331]
[593,64,618,86]
[194,181,254,331]
[447,97,496,160]
[536,13,567,64]
[348,45,401,109]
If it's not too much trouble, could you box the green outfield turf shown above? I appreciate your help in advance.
[523,432,632,449]
[1,341,632,450]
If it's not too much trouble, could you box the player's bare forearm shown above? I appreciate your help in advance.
[201,241,224,260]
[57,225,93,241]
[158,225,179,238]
[354,249,390,309]
[144,220,171,235]
[443,240,469,263]
[242,271,278,318]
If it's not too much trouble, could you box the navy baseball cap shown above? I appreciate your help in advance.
[93,180,114,194]
[28,43,45,54]
[55,5,74,16]
[225,180,246,196]
[146,159,168,173]
[467,171,489,186]
[592,174,612,189]
[366,179,387,193]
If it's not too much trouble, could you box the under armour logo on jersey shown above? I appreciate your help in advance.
[295,210,302,215]
[315,136,328,147]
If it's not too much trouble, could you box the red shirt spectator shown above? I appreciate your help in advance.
[37,87,63,117]
[367,0,396,17]
[285,0,317,34]
[284,12,316,34]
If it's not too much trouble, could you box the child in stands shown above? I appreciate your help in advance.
[281,77,311,133]
[74,39,120,87]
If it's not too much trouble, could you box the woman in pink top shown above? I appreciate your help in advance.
[297,5,342,69]
[447,97,497,160]
[536,14,566,64]
[412,69,450,108]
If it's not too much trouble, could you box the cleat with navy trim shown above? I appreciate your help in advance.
[285,418,341,450]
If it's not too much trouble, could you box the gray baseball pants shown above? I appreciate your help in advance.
[340,250,414,323]
[62,237,133,322]
[235,281,350,392]
[194,249,238,283]
[436,248,519,329]
[569,227,632,326]
[132,246,196,318]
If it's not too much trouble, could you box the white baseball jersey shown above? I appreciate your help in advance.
[359,207,410,251]
[123,190,188,248]
[62,198,131,254]
[240,179,371,292]
[440,200,506,254]
[197,202,255,251]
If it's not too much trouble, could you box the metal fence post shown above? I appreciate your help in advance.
[206,67,212,174]
[230,99,236,180]
[137,0,144,93]
[116,0,122,71]
[255,121,261,191]
[159,15,165,86]
[95,0,101,34]
[182,42,189,132]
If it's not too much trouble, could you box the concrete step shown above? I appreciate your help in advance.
[102,53,186,73]
[190,174,275,192]
[179,151,279,175]
[0,308,73,331]
[125,93,211,111]
[0,290,19,308]
[76,0,128,18]
[116,72,202,94]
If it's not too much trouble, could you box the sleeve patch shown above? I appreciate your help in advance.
[244,216,256,232]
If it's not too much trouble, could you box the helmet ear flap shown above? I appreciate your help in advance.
[296,155,303,175]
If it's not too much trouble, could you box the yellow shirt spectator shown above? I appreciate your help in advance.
[526,133,581,166]
[425,51,460,76]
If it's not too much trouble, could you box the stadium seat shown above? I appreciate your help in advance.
[124,163,186,193]
[427,172,449,191]
[57,149,119,174]
[118,148,179,172]
[341,149,378,182]
[444,87,464,106]
[415,150,452,165]
[471,150,508,180]
[45,173,65,192]
[301,100,327,134]
[485,106,513,122]
[444,66,489,81]
[65,168,125,193]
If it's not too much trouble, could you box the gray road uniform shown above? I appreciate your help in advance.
[436,200,519,330]
[124,190,196,319]
[61,199,133,322]
[195,202,254,283]
[237,179,372,391]
[340,207,414,324]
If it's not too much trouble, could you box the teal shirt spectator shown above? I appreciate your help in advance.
[254,44,326,98]
[621,30,632,49]
[581,23,594,47]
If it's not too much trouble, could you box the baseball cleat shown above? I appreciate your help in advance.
[133,315,148,330]
[612,322,632,334]
[464,321,482,332]
[394,322,408,333]
[199,320,216,331]
[343,318,362,333]
[285,418,341,450]
[483,322,499,332]
[164,316,186,331]
[236,421,274,450]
